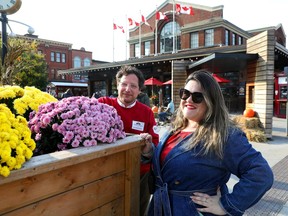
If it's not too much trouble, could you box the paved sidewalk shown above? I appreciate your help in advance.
[243,117,288,216]
[157,117,288,215]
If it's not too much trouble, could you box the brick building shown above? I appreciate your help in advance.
[59,0,288,138]
[14,33,109,97]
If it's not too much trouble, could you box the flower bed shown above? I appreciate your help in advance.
[28,96,126,155]
[0,86,57,177]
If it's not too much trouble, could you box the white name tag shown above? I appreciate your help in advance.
[132,121,145,131]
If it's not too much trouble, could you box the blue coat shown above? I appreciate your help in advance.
[148,128,274,216]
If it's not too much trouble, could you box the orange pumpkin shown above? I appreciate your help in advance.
[243,108,255,117]
[152,105,159,113]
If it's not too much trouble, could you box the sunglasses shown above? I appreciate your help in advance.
[179,88,204,104]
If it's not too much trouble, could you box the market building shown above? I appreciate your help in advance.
[59,0,288,138]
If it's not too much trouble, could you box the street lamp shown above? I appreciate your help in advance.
[1,13,8,65]
[0,0,22,65]
[0,14,34,65]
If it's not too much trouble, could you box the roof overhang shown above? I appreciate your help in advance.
[188,52,259,72]
[48,82,88,87]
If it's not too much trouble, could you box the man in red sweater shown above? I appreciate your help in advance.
[98,65,159,216]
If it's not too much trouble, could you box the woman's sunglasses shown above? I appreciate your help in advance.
[179,88,204,104]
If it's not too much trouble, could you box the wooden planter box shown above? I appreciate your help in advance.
[0,135,144,216]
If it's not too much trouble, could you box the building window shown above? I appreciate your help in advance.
[248,85,255,103]
[238,36,243,45]
[51,52,55,62]
[160,21,181,53]
[62,53,66,63]
[135,43,140,58]
[144,41,150,56]
[205,29,214,46]
[190,32,199,48]
[56,52,61,62]
[74,56,81,68]
[225,29,230,45]
[84,58,90,66]
[232,33,236,45]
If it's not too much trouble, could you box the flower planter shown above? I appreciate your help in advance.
[0,135,144,216]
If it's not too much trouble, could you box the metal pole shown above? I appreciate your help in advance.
[284,66,288,136]
[1,13,8,66]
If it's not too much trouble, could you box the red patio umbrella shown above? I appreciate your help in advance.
[162,80,172,85]
[144,77,163,96]
[144,77,163,86]
[212,74,230,83]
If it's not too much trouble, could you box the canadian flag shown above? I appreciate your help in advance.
[128,18,140,27]
[176,3,194,15]
[141,15,153,30]
[156,11,168,20]
[113,23,125,33]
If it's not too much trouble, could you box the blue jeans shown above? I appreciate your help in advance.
[158,112,168,122]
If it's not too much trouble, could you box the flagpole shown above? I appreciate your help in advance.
[155,5,158,56]
[139,10,142,58]
[172,0,175,53]
[112,18,115,62]
[125,14,128,60]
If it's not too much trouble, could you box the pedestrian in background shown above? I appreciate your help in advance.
[158,98,174,123]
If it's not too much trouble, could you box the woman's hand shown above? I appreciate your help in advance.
[140,133,153,157]
[190,189,226,215]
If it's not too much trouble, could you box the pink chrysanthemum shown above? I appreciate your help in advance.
[28,96,126,155]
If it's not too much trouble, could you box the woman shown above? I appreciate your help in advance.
[144,70,273,216]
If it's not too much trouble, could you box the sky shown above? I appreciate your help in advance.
[7,0,288,62]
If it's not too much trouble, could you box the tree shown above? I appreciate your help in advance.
[0,38,48,89]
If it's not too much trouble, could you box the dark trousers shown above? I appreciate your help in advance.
[140,173,151,216]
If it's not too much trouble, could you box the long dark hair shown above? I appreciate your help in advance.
[172,70,232,158]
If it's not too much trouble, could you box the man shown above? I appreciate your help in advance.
[98,65,159,216]
[158,98,174,122]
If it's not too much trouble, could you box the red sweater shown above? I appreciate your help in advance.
[98,97,159,175]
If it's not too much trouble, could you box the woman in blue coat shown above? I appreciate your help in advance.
[144,70,273,216]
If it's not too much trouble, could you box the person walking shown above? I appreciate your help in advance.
[144,70,273,216]
[97,65,159,216]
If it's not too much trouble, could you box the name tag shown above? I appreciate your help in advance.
[132,121,145,131]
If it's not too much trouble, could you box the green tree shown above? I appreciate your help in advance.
[0,38,48,89]
[14,48,48,90]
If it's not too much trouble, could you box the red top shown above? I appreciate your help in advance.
[161,131,191,164]
[98,97,159,175]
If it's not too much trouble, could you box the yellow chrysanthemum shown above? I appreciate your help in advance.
[13,86,57,116]
[0,165,10,177]
[0,85,58,177]
[0,85,24,99]
[0,104,36,177]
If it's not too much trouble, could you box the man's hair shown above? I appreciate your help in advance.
[116,65,145,90]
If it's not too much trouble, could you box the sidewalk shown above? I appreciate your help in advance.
[157,117,288,215]
[243,117,288,216]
